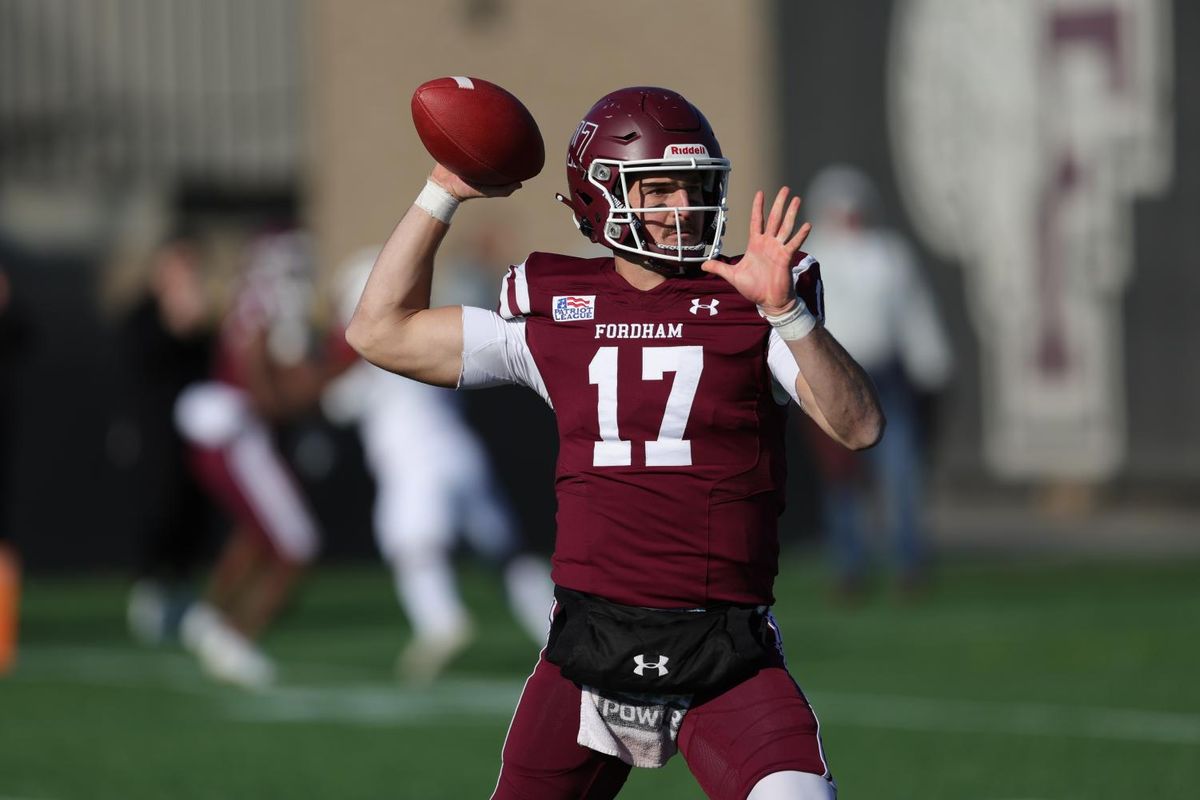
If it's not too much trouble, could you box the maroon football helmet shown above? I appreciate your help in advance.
[559,87,731,269]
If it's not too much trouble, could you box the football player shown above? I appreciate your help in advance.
[176,230,344,688]
[347,87,883,799]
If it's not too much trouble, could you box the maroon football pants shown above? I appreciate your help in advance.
[491,653,831,800]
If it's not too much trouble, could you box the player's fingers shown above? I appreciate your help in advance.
[779,197,802,241]
[749,191,765,236]
[785,221,812,252]
[465,177,522,198]
[483,181,522,198]
[431,163,478,200]
[765,187,790,237]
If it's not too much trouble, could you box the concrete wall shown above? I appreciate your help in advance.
[308,0,778,279]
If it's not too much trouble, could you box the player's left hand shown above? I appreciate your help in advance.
[701,187,811,316]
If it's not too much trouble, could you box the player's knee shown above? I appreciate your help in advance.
[746,770,837,800]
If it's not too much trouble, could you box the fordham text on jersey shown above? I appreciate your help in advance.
[594,323,684,340]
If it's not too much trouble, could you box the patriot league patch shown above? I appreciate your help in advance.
[552,295,597,322]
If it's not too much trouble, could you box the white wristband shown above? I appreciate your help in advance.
[761,298,818,341]
[415,179,460,224]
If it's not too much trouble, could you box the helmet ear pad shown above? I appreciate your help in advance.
[582,161,652,253]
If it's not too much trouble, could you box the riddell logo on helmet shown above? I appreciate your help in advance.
[664,144,709,158]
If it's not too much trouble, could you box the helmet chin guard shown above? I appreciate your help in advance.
[561,87,731,270]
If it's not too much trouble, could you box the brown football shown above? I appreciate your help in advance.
[411,76,545,186]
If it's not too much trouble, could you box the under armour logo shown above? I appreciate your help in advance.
[689,298,719,316]
[632,654,670,677]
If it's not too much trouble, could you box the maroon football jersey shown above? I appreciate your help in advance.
[212,280,269,389]
[498,252,822,608]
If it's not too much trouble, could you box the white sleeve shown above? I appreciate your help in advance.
[497,260,532,319]
[766,330,802,407]
[458,305,552,407]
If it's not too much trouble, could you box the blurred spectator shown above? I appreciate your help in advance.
[0,263,28,674]
[802,164,954,598]
[104,223,220,644]
[176,230,351,688]
[326,247,553,684]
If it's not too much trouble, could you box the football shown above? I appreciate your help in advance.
[411,76,545,186]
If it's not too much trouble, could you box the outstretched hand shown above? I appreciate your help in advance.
[701,187,811,316]
[430,163,522,201]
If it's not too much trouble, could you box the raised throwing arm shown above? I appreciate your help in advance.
[345,166,520,387]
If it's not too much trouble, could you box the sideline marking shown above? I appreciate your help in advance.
[812,689,1200,745]
[11,646,1200,744]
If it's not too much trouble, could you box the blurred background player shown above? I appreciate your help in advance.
[802,164,954,598]
[326,246,553,684]
[103,221,220,644]
[176,229,348,688]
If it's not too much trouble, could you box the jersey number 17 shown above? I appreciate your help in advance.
[588,345,703,468]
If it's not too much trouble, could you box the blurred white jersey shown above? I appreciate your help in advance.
[327,361,516,561]
[327,246,553,661]
[325,245,519,560]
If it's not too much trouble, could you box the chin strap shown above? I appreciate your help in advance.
[631,253,693,277]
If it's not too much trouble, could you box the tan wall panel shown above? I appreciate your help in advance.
[309,0,776,282]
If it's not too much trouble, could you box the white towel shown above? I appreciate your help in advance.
[577,686,691,768]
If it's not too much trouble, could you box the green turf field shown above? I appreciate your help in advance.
[2,555,1198,799]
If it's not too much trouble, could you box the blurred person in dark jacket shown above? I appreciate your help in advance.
[106,223,220,644]
[802,164,953,599]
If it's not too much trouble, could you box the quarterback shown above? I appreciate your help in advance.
[348,87,883,799]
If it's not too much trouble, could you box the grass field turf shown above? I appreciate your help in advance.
[2,555,1198,799]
